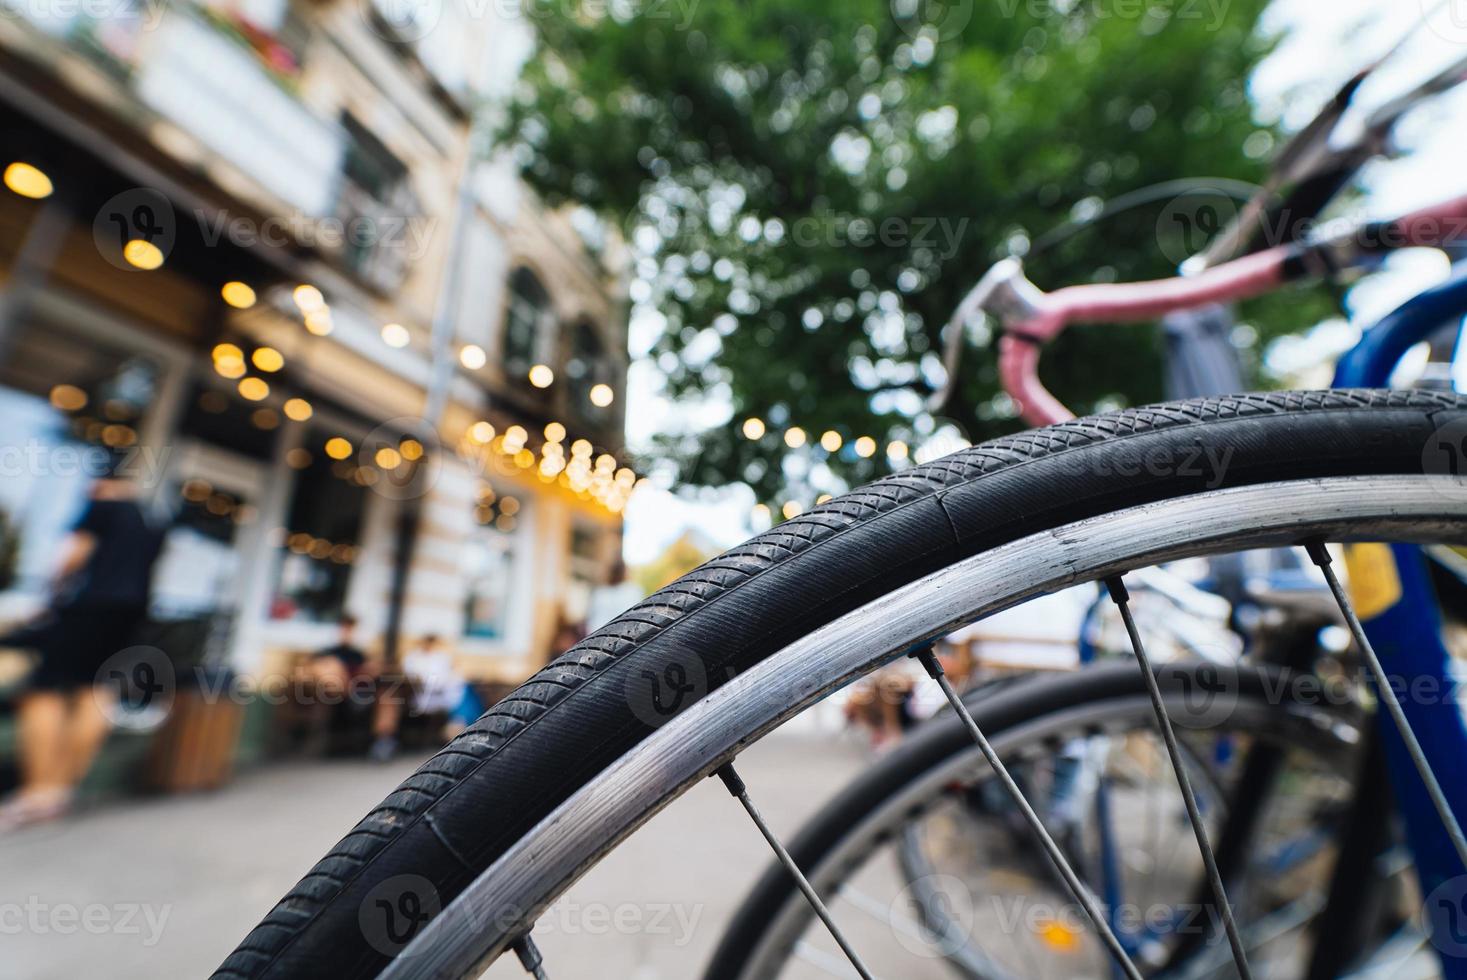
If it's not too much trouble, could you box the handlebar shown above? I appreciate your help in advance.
[976,192,1467,427]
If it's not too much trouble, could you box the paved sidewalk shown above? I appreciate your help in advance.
[0,732,868,979]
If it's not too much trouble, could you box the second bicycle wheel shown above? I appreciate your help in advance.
[707,661,1388,979]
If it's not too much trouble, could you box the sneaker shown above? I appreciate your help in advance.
[368,736,398,763]
[0,788,73,834]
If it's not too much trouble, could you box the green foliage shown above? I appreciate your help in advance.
[505,0,1334,504]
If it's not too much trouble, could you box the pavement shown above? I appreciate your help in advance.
[0,730,871,980]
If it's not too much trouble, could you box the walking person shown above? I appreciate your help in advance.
[0,468,166,830]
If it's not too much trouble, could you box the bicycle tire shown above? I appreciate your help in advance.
[215,390,1466,979]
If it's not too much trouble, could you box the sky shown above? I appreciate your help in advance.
[619,0,1467,566]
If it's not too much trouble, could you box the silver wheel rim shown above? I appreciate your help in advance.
[384,475,1467,979]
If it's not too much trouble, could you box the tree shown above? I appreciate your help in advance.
[504,0,1333,507]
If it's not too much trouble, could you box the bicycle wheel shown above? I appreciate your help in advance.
[706,662,1378,979]
[214,391,1467,980]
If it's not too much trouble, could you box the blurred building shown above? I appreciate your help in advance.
[0,0,632,697]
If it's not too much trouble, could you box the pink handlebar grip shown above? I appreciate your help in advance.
[1002,246,1289,425]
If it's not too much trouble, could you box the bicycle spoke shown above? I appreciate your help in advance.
[912,649,1145,980]
[715,764,877,980]
[1105,576,1254,980]
[1306,542,1467,870]
[511,935,548,980]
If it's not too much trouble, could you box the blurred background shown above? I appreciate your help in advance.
[1,0,1466,975]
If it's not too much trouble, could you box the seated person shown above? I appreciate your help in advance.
[370,634,467,761]
[306,614,372,695]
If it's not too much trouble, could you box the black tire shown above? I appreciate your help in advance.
[702,662,1358,980]
[215,391,1465,979]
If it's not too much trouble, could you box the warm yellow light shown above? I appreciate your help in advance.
[816,493,833,504]
[854,436,877,458]
[238,377,269,401]
[589,383,614,407]
[251,347,284,372]
[571,438,592,457]
[123,239,164,270]
[283,398,313,422]
[783,427,806,449]
[887,440,909,461]
[1035,920,1081,954]
[514,448,534,468]
[504,424,528,448]
[324,436,353,460]
[4,162,53,199]
[293,284,325,312]
[221,281,256,309]
[212,343,244,363]
[374,447,402,469]
[742,417,766,440]
[304,310,333,336]
[400,439,424,461]
[380,323,410,348]
[820,430,843,452]
[782,500,803,519]
[595,453,616,471]
[214,357,245,379]
[460,344,487,370]
[49,384,87,411]
[538,422,564,443]
[469,421,495,443]
[101,424,137,447]
[528,364,555,388]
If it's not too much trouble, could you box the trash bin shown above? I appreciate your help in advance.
[146,667,243,792]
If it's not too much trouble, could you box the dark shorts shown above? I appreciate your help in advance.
[28,605,149,691]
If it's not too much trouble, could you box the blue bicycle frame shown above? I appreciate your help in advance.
[1334,260,1467,976]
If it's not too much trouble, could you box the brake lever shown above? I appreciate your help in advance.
[925,258,1045,414]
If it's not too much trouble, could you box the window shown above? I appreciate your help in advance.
[270,432,368,623]
[462,482,526,640]
[563,523,601,625]
[503,268,553,380]
[565,320,611,423]
[336,114,417,291]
